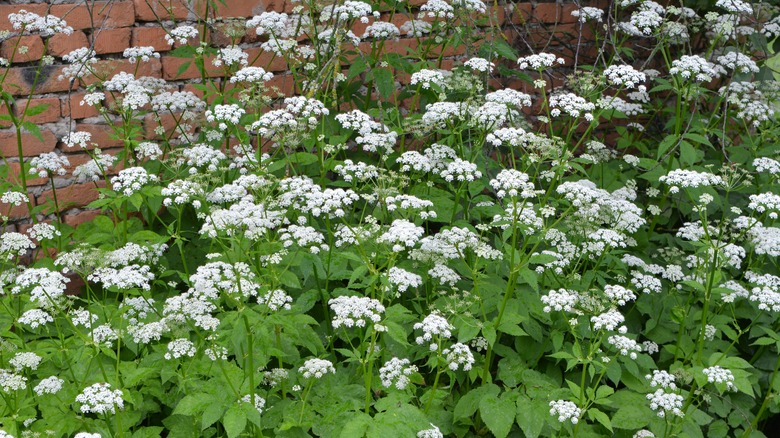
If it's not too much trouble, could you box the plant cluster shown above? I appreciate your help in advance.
[0,0,779,437]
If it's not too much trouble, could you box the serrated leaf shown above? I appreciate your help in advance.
[201,403,224,431]
[516,396,547,438]
[374,68,394,100]
[223,404,247,438]
[339,412,372,437]
[588,408,612,432]
[454,383,500,421]
[480,393,516,438]
[173,393,213,416]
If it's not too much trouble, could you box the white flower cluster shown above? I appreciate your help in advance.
[703,366,736,391]
[412,226,502,263]
[429,264,460,288]
[591,309,625,331]
[206,104,246,131]
[659,169,724,194]
[541,288,579,312]
[440,158,482,183]
[400,20,432,37]
[604,285,637,306]
[60,47,97,80]
[279,223,329,254]
[247,12,295,37]
[9,10,73,36]
[717,51,759,74]
[754,157,780,175]
[164,338,197,360]
[603,65,646,88]
[240,394,266,414]
[0,232,35,259]
[18,309,53,329]
[33,376,64,395]
[379,357,418,389]
[189,261,260,300]
[0,369,27,392]
[213,45,248,67]
[485,89,532,108]
[715,0,752,14]
[669,55,723,82]
[646,370,677,389]
[411,69,450,89]
[334,160,380,183]
[549,400,581,424]
[387,266,423,294]
[320,1,379,23]
[151,91,205,112]
[490,169,535,199]
[259,289,293,311]
[549,92,596,121]
[377,220,424,252]
[443,343,474,371]
[75,383,124,414]
[385,195,436,220]
[464,57,494,73]
[29,152,69,178]
[517,53,565,70]
[13,268,69,309]
[363,21,401,40]
[748,193,780,219]
[299,358,335,379]
[9,352,42,371]
[328,295,385,329]
[417,424,444,438]
[646,389,684,418]
[419,0,454,19]
[110,167,159,196]
[123,46,160,63]
[571,7,604,23]
[231,66,274,83]
[165,25,198,45]
[607,335,641,359]
[414,313,453,350]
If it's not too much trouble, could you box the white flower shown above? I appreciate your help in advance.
[490,169,535,199]
[0,369,27,392]
[363,21,400,40]
[608,335,642,359]
[646,370,677,389]
[123,46,160,63]
[299,358,335,379]
[659,169,724,193]
[604,285,636,305]
[329,295,385,329]
[380,357,418,390]
[669,55,723,82]
[591,309,625,331]
[231,66,274,83]
[414,313,453,350]
[443,343,474,371]
[715,0,752,14]
[419,0,454,19]
[646,389,684,418]
[165,25,198,45]
[464,57,494,73]
[387,266,423,294]
[542,289,579,312]
[63,131,93,148]
[549,400,581,424]
[717,51,759,74]
[205,104,246,131]
[29,152,69,178]
[164,338,196,360]
[212,45,248,67]
[571,7,603,23]
[603,65,646,88]
[259,289,293,311]
[75,383,124,414]
[88,324,119,347]
[33,376,64,395]
[9,352,42,371]
[410,69,449,89]
[417,424,444,438]
[111,167,158,196]
[517,53,565,69]
[549,92,595,120]
[18,309,53,329]
[702,366,736,391]
[240,394,266,414]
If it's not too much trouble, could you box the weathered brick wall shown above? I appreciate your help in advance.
[0,0,595,227]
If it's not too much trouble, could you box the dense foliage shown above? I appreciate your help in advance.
[1,0,779,437]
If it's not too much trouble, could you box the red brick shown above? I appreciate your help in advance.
[143,112,196,140]
[256,0,296,14]
[1,35,44,63]
[132,27,173,52]
[37,181,106,211]
[193,0,262,19]
[73,123,125,148]
[247,47,288,72]
[52,1,135,30]
[83,58,162,87]
[133,0,189,22]
[10,98,61,125]
[0,129,58,157]
[161,53,222,80]
[92,27,132,54]
[48,31,90,58]
[533,3,578,24]
[62,93,100,120]
[6,162,48,186]
[3,66,78,96]
[264,73,295,98]
[63,209,104,227]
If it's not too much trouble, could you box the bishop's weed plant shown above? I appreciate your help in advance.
[1,0,780,437]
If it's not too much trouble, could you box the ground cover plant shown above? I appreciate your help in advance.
[0,0,779,436]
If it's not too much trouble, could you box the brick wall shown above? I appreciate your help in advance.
[0,0,598,227]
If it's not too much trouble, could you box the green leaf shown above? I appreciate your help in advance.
[656,134,678,159]
[374,68,395,100]
[24,103,50,117]
[515,396,547,438]
[454,383,500,421]
[679,140,698,166]
[587,408,612,432]
[339,412,372,437]
[21,120,43,141]
[479,392,516,438]
[491,38,518,60]
[201,403,224,431]
[519,267,538,292]
[173,393,213,416]
[609,392,652,430]
[223,404,247,438]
